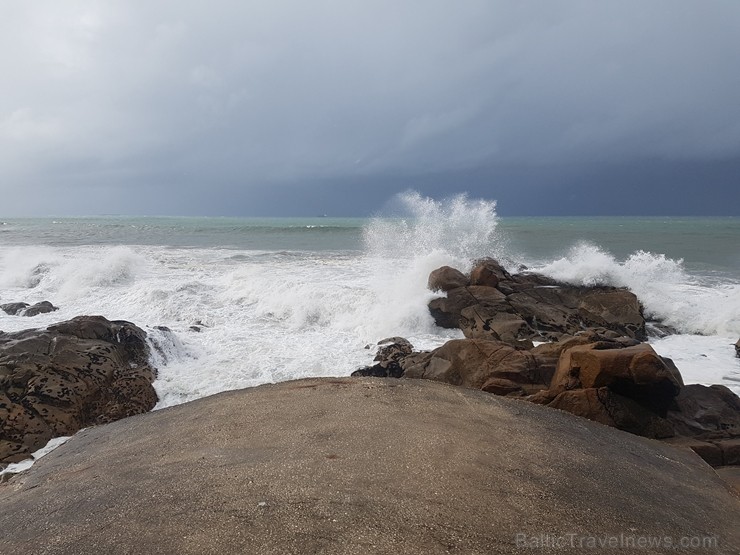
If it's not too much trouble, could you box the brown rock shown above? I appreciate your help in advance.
[428,286,507,329]
[459,305,532,344]
[469,259,508,288]
[667,384,740,437]
[403,339,551,393]
[0,316,158,464]
[428,259,648,343]
[550,343,682,415]
[427,266,468,292]
[547,387,674,439]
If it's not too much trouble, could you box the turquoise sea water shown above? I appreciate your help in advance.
[2,215,738,276]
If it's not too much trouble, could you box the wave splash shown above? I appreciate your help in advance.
[536,242,740,337]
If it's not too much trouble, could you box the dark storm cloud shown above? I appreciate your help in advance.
[1,1,739,215]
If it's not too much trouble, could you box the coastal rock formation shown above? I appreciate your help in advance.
[428,260,647,342]
[736,338,740,358]
[1,378,738,554]
[427,266,467,292]
[351,337,413,378]
[0,316,157,465]
[355,329,740,458]
[0,301,58,317]
[402,338,552,395]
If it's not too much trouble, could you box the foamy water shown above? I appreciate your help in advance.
[0,193,738,413]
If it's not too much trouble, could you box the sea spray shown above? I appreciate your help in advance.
[0,200,738,405]
[536,242,740,337]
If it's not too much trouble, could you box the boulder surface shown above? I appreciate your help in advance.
[0,315,158,464]
[0,378,737,555]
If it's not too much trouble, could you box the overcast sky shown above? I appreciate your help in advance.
[2,1,739,216]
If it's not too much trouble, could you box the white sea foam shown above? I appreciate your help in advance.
[0,436,71,477]
[535,242,740,337]
[0,195,738,412]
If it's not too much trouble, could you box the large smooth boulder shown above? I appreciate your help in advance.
[1,378,738,554]
[0,316,158,464]
[427,266,468,292]
[428,286,507,329]
[550,342,682,415]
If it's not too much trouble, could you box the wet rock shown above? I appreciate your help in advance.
[23,301,58,317]
[0,315,158,464]
[351,338,414,379]
[550,342,683,415]
[427,260,647,342]
[1,301,58,317]
[0,303,29,316]
[427,266,468,292]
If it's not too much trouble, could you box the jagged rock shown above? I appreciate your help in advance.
[427,261,647,341]
[351,338,414,379]
[429,286,508,330]
[427,266,468,292]
[0,316,158,464]
[459,305,532,344]
[735,338,740,358]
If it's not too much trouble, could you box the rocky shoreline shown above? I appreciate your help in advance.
[353,258,740,469]
[0,259,739,552]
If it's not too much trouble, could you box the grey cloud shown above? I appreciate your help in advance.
[1,1,739,215]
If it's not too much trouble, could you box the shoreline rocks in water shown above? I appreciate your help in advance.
[357,259,740,468]
[429,258,647,343]
[0,301,58,317]
[1,378,738,554]
[0,315,158,466]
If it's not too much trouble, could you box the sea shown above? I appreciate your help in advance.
[1,191,739,408]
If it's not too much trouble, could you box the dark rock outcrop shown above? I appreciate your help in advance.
[427,261,647,343]
[1,301,58,317]
[403,338,551,394]
[735,338,740,358]
[0,316,158,464]
[351,337,414,378]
